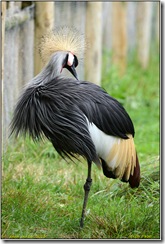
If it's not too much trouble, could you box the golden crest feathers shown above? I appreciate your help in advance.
[38,26,86,64]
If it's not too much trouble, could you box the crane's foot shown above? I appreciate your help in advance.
[80,178,92,228]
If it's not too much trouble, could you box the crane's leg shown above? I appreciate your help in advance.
[80,160,92,228]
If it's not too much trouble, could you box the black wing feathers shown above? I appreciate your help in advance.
[72,80,135,138]
[11,77,135,162]
[10,81,99,163]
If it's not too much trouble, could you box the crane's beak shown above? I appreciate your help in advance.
[67,65,79,80]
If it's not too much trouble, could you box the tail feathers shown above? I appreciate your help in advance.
[128,153,140,188]
[101,159,117,179]
[101,152,140,188]
[100,135,140,188]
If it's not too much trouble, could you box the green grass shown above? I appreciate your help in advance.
[2,52,160,239]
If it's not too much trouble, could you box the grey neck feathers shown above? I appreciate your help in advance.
[30,51,67,86]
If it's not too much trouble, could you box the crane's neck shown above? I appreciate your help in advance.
[30,51,67,86]
[32,64,59,85]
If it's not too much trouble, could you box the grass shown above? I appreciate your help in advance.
[2,51,160,239]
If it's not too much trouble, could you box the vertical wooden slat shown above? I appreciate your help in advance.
[14,2,22,10]
[2,2,6,146]
[54,2,86,80]
[102,2,112,75]
[8,2,15,15]
[102,2,112,51]
[156,2,160,47]
[34,2,55,75]
[85,2,102,85]
[112,2,127,76]
[136,2,153,69]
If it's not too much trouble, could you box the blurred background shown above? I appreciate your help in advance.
[2,1,160,144]
[1,2,160,238]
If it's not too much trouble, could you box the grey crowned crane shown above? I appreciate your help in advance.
[11,27,140,228]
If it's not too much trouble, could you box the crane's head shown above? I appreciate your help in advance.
[60,51,79,80]
[38,27,86,80]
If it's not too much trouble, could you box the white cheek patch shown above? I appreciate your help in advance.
[67,52,74,66]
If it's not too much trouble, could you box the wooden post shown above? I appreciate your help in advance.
[2,2,6,146]
[34,2,54,75]
[156,2,160,47]
[112,2,127,76]
[2,2,6,85]
[136,2,153,69]
[85,2,102,85]
[102,2,112,75]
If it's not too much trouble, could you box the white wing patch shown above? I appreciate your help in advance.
[87,120,119,167]
[86,118,136,180]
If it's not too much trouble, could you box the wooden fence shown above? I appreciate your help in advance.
[2,1,159,144]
